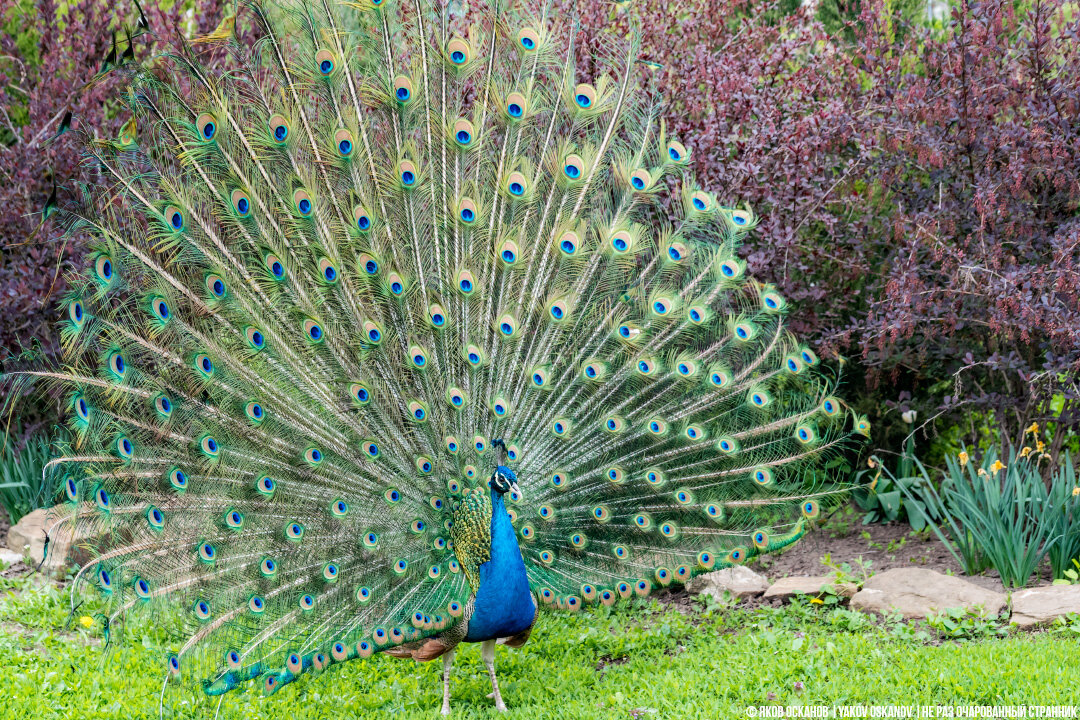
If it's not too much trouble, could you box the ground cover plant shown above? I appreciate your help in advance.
[0,570,1076,719]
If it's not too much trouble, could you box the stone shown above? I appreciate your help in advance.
[0,548,22,567]
[686,566,770,600]
[763,575,858,601]
[849,567,1006,619]
[6,505,91,576]
[1010,585,1080,629]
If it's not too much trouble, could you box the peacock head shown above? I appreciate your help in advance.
[489,465,519,497]
[489,438,520,496]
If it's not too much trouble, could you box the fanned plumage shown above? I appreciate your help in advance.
[8,0,867,709]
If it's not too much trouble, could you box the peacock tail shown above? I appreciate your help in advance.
[10,0,867,700]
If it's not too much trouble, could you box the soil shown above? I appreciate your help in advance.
[745,506,1055,594]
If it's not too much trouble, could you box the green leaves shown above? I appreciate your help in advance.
[909,447,1079,588]
[0,434,58,525]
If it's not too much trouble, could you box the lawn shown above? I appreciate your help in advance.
[0,568,1076,719]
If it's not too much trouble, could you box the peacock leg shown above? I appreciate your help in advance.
[480,639,507,712]
[441,648,456,716]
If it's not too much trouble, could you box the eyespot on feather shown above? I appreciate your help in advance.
[446,37,471,65]
[409,343,429,370]
[607,230,634,257]
[334,129,354,158]
[164,205,184,232]
[557,229,580,256]
[562,154,585,182]
[452,119,474,148]
[551,418,571,437]
[292,188,313,217]
[464,342,484,367]
[303,318,324,343]
[456,269,477,296]
[516,27,540,51]
[264,252,286,280]
[629,168,652,191]
[362,319,383,344]
[666,241,690,263]
[457,197,478,224]
[353,206,373,233]
[68,299,86,327]
[315,49,336,76]
[505,92,527,120]
[385,271,406,297]
[689,190,714,213]
[666,140,689,163]
[154,394,173,418]
[398,160,418,187]
[231,189,251,217]
[505,171,528,197]
[636,357,659,378]
[393,75,414,103]
[496,313,518,338]
[245,325,265,349]
[572,83,597,110]
[268,114,290,144]
[429,303,448,328]
[205,274,226,299]
[407,400,429,423]
[196,112,217,142]
[497,239,520,266]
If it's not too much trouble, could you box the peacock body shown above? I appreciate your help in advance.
[13,0,868,712]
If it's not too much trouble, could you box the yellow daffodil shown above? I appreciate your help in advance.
[867,457,877,469]
[1026,422,1039,435]
[990,460,1005,474]
[1036,439,1046,452]
[958,451,969,467]
[1072,487,1079,497]
[1019,446,1032,458]
[977,468,988,477]
[809,598,824,605]
[79,616,94,628]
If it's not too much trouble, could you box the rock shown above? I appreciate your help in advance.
[763,575,858,601]
[849,568,1006,619]
[1011,585,1080,629]
[0,548,22,567]
[6,505,91,576]
[686,566,770,600]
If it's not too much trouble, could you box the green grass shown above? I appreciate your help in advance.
[0,570,1076,719]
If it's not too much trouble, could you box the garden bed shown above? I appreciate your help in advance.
[748,510,1054,594]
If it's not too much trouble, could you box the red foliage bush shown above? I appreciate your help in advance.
[0,0,231,434]
[571,0,1080,449]
[2,0,1077,449]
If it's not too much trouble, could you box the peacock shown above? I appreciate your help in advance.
[10,0,869,713]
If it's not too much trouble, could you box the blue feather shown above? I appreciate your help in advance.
[464,490,534,642]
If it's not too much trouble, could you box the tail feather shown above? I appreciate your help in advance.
[2,0,868,702]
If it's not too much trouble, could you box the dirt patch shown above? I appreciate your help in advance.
[746,507,1052,594]
[1,560,31,579]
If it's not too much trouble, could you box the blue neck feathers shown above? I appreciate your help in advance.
[463,489,535,642]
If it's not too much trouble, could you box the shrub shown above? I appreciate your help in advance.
[0,432,57,524]
[0,0,233,426]
[568,0,1080,451]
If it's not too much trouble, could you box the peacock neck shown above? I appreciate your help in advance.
[462,488,534,642]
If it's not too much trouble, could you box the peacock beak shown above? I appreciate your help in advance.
[509,481,521,497]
